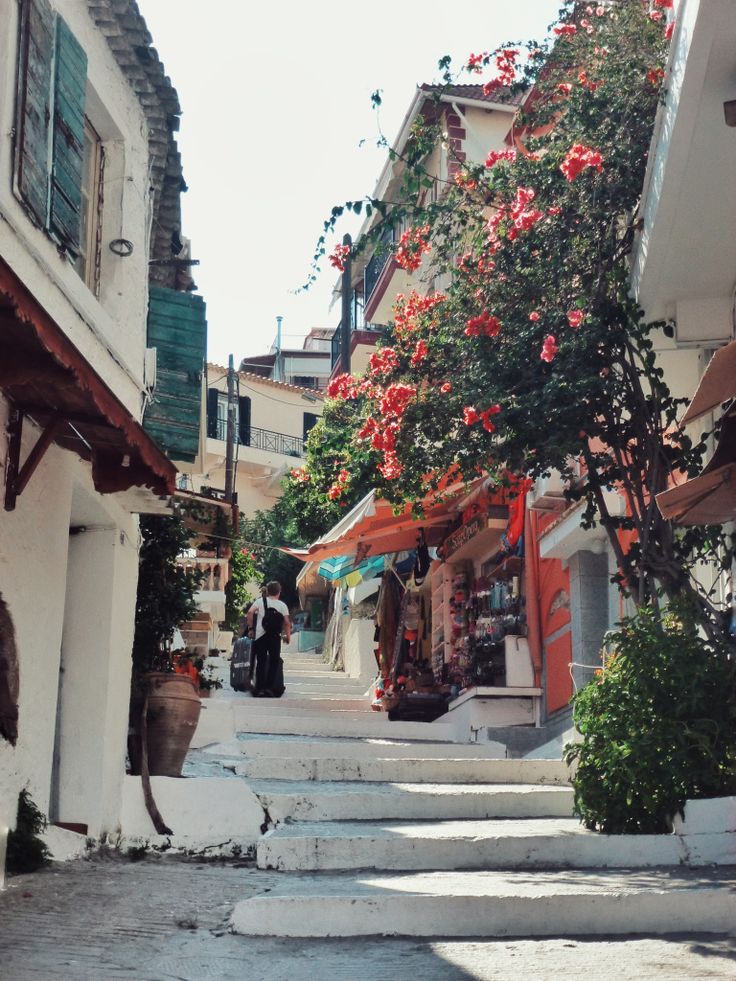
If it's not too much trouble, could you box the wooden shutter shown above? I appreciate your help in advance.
[238,396,251,445]
[303,412,319,442]
[144,288,208,462]
[48,15,87,253]
[206,388,219,439]
[15,0,55,228]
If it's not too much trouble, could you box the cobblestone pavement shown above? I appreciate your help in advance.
[1,854,735,980]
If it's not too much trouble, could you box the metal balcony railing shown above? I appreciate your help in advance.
[213,420,305,457]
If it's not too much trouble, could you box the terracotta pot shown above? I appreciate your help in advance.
[199,688,211,699]
[129,673,201,777]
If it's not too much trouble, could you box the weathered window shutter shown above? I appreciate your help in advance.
[206,388,219,439]
[238,396,251,445]
[144,288,208,462]
[303,412,319,443]
[15,0,55,228]
[49,16,87,253]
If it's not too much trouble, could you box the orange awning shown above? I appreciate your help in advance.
[283,483,480,563]
[657,411,736,525]
[681,339,736,426]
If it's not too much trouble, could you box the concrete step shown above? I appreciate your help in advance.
[231,736,519,760]
[256,817,685,872]
[233,711,457,742]
[236,756,569,785]
[237,699,370,715]
[249,780,574,823]
[282,660,334,672]
[230,867,736,937]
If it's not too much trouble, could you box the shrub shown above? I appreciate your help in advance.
[564,602,736,834]
[6,789,51,875]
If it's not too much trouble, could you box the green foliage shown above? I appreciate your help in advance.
[224,545,260,632]
[238,502,304,610]
[564,603,736,833]
[280,398,379,543]
[6,789,51,875]
[132,516,203,677]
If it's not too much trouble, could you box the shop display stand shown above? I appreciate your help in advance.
[430,563,453,682]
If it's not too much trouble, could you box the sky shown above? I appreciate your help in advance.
[137,0,561,366]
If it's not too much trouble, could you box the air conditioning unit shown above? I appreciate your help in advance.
[529,470,567,513]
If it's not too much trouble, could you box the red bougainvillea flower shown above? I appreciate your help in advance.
[560,144,604,181]
[511,186,544,231]
[329,243,351,272]
[567,309,585,328]
[541,335,559,363]
[553,24,577,37]
[665,21,675,40]
[649,10,663,21]
[647,67,665,86]
[653,0,673,8]
[378,452,403,481]
[465,311,502,338]
[440,382,452,394]
[557,82,573,96]
[480,404,502,432]
[454,170,477,191]
[393,290,447,337]
[548,205,562,217]
[327,373,358,400]
[379,382,417,421]
[529,311,540,322]
[578,70,601,92]
[410,339,428,367]
[369,347,399,377]
[595,4,605,14]
[484,147,517,169]
[395,225,431,272]
[467,51,487,72]
[290,467,311,483]
[463,407,480,426]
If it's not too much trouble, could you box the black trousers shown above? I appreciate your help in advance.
[252,633,284,695]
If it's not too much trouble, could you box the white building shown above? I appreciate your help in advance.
[0,0,200,885]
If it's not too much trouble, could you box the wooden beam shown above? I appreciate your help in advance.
[15,415,63,497]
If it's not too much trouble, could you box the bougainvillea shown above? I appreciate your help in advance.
[302,1,729,642]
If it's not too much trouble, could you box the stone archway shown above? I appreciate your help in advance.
[0,594,19,745]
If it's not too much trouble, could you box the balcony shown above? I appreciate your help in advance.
[213,419,304,458]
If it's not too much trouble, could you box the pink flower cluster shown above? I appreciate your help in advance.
[511,186,544,232]
[369,346,400,377]
[395,225,431,272]
[329,243,351,272]
[463,404,502,432]
[541,335,559,363]
[465,311,502,338]
[484,148,517,169]
[560,144,604,181]
[290,467,311,484]
[327,467,351,501]
[410,339,428,366]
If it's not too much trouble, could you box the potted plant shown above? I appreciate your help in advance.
[195,660,223,699]
[129,516,204,790]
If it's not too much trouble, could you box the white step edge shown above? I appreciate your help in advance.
[236,757,570,785]
[231,868,736,937]
[256,817,721,871]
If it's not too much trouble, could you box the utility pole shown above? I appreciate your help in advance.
[224,353,236,504]
[340,232,352,376]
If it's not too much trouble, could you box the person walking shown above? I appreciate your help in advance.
[247,581,290,697]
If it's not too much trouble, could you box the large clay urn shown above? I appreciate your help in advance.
[129,672,201,777]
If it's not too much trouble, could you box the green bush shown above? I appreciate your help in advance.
[6,789,51,875]
[564,603,736,834]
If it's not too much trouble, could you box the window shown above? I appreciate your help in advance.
[14,0,90,264]
[303,412,319,443]
[73,119,104,293]
[206,389,250,445]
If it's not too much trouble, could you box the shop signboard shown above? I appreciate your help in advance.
[443,513,486,560]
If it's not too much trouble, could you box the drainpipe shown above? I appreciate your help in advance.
[525,507,544,688]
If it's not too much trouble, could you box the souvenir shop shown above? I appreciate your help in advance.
[371,480,537,723]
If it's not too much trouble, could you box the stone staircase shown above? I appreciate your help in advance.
[222,648,736,937]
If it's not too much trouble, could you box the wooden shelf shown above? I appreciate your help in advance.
[485,554,523,581]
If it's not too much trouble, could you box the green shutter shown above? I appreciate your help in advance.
[49,15,86,253]
[144,288,208,463]
[15,0,55,227]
